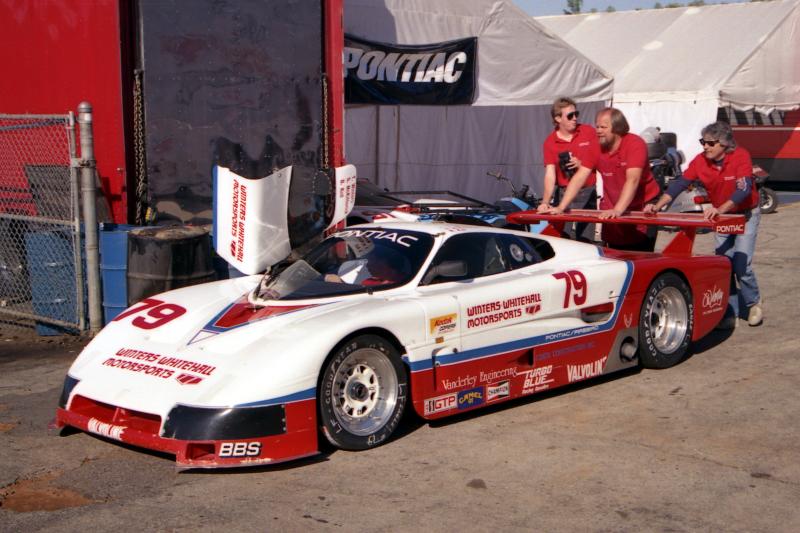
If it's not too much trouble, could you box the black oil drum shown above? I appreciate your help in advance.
[127,225,215,305]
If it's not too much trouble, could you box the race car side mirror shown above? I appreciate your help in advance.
[421,260,468,285]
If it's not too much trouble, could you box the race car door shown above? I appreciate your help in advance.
[418,232,561,397]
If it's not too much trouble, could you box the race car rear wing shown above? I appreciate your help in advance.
[506,209,746,257]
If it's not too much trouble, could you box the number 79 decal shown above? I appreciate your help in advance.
[113,298,187,330]
[553,270,587,308]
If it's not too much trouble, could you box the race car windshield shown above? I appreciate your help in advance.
[256,228,434,300]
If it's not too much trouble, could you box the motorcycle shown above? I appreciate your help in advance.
[643,128,709,213]
[486,170,541,212]
[753,164,779,214]
[417,171,543,232]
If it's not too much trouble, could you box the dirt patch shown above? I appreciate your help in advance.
[0,471,97,512]
[0,333,90,361]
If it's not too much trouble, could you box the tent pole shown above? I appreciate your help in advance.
[375,105,380,184]
[395,105,401,190]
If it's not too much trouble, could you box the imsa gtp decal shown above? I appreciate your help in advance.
[424,393,457,415]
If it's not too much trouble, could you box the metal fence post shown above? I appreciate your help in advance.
[67,111,86,332]
[77,102,103,334]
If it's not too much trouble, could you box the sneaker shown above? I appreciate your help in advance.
[715,316,737,330]
[747,303,763,327]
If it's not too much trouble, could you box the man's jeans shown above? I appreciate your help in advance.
[714,208,761,319]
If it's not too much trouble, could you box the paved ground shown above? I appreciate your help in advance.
[776,189,800,207]
[1,205,799,532]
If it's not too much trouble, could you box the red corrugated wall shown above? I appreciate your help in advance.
[0,0,129,222]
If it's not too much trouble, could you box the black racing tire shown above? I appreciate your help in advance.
[639,272,694,369]
[319,334,408,450]
[760,187,778,214]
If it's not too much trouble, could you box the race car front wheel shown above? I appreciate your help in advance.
[639,272,693,369]
[320,334,408,450]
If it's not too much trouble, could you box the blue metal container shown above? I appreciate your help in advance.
[99,223,141,324]
[25,229,83,336]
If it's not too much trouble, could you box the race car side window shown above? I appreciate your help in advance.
[422,233,508,285]
[498,235,555,270]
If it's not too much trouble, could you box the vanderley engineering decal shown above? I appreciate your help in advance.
[344,34,477,105]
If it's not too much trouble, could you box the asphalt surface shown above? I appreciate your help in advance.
[1,205,799,532]
[776,189,800,207]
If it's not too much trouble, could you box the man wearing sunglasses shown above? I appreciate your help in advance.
[538,96,600,242]
[595,107,662,252]
[645,121,762,329]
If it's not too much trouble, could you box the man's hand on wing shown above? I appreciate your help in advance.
[703,206,720,220]
[599,208,623,219]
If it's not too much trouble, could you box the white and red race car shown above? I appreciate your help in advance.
[55,212,743,469]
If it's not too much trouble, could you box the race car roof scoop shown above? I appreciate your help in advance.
[506,209,746,257]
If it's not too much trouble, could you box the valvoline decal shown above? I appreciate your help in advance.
[457,386,484,410]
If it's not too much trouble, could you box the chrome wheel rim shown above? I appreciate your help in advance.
[331,348,398,436]
[647,286,688,354]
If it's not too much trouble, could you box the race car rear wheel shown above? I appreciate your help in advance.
[320,334,408,450]
[639,272,693,369]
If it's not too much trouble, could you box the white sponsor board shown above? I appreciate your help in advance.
[326,164,357,231]
[213,165,292,275]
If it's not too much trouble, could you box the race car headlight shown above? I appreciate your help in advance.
[162,404,287,440]
[58,375,80,408]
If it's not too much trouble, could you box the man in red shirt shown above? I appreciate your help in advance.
[595,107,662,251]
[538,97,600,242]
[646,121,762,329]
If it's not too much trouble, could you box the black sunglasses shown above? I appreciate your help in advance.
[699,138,721,147]
[565,111,580,120]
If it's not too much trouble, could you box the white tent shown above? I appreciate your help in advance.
[344,0,613,201]
[538,0,800,164]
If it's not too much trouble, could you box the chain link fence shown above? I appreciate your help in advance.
[0,113,85,334]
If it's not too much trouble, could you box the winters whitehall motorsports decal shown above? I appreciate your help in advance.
[344,34,477,105]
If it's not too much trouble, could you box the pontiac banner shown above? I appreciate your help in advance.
[344,34,477,105]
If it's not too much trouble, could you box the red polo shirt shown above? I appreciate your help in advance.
[683,146,758,212]
[542,124,600,187]
[597,133,661,211]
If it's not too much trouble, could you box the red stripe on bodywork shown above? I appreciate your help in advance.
[213,296,314,329]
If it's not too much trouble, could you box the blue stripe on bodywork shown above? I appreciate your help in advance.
[236,387,316,407]
[408,260,633,372]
